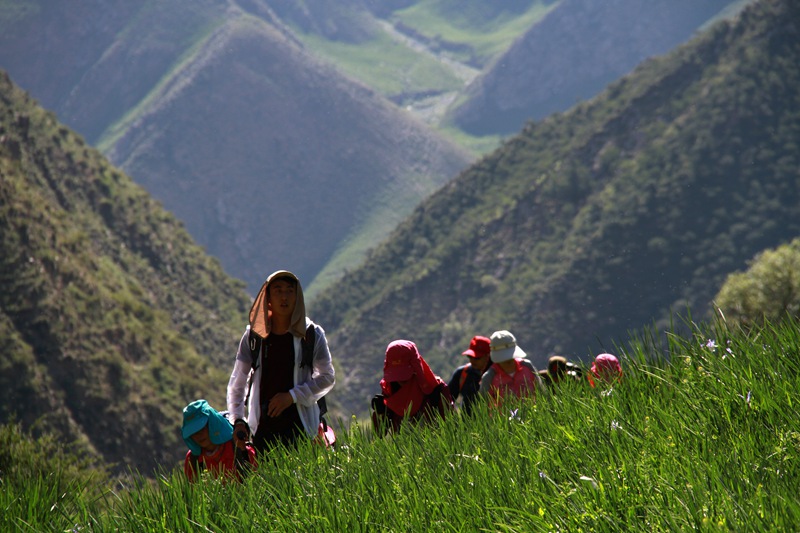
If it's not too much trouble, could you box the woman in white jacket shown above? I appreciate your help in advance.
[227,270,335,452]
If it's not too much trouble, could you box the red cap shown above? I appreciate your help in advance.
[461,336,491,359]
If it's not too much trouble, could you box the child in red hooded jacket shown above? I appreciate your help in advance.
[182,399,257,483]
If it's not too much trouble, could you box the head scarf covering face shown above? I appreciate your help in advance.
[249,270,307,339]
[380,340,442,418]
[182,399,234,456]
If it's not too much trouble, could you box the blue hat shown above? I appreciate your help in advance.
[182,399,233,456]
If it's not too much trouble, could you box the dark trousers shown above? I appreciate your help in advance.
[253,404,304,452]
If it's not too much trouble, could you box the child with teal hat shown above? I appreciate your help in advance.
[182,399,256,482]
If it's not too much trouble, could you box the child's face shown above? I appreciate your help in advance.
[191,425,215,452]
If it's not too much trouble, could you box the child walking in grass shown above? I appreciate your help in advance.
[182,399,256,482]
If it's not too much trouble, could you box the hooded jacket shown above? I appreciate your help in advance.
[226,270,335,438]
[372,340,453,434]
[182,399,233,456]
[182,399,257,482]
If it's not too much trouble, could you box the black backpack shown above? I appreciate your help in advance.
[247,324,329,421]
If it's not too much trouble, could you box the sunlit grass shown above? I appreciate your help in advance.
[393,0,559,63]
[4,315,800,531]
[435,125,504,158]
[298,31,464,98]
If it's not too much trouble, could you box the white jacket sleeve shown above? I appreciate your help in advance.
[289,323,335,407]
[226,328,253,421]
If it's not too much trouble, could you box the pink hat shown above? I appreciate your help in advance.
[590,353,623,383]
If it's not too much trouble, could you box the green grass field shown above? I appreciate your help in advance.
[3,315,799,531]
[290,1,557,119]
[298,30,465,98]
[392,0,558,63]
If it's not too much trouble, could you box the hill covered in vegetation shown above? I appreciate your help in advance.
[4,315,800,530]
[446,0,743,136]
[312,0,800,418]
[0,71,251,475]
[1,0,795,477]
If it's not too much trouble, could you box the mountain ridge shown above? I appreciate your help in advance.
[0,0,473,296]
[312,0,800,418]
[0,1,743,297]
[445,0,747,136]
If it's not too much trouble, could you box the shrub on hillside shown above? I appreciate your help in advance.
[0,422,111,530]
[0,422,112,483]
[714,238,800,329]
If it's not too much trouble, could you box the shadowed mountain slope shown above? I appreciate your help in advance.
[0,1,472,296]
[313,0,800,417]
[0,71,251,475]
[102,13,472,298]
[446,0,743,136]
[0,1,233,145]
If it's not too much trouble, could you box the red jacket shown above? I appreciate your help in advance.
[184,440,257,482]
[483,359,540,407]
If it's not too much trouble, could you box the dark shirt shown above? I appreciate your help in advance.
[371,383,453,436]
[447,363,484,415]
[256,332,303,448]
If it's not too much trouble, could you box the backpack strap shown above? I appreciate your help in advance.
[248,329,263,371]
[300,324,316,369]
[244,329,264,411]
[301,324,329,421]
[459,364,472,391]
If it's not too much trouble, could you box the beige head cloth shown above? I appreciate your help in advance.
[248,270,307,339]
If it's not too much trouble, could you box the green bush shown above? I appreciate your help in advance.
[714,238,800,329]
[0,422,112,531]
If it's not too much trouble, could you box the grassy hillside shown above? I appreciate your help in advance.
[311,0,800,418]
[0,0,745,302]
[0,0,227,145]
[0,71,251,475]
[4,316,799,530]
